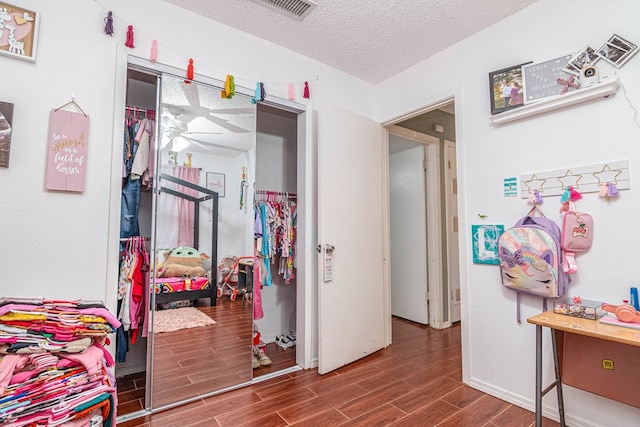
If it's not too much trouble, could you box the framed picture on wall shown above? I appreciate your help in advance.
[489,62,531,114]
[0,2,40,62]
[206,172,225,197]
[472,224,504,265]
[0,100,14,168]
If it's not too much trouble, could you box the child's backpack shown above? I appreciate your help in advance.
[498,207,571,322]
[560,201,593,274]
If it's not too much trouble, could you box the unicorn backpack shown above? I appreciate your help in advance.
[498,207,571,322]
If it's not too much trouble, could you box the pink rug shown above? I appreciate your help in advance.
[153,307,215,333]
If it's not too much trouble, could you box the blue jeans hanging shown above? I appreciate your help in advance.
[120,175,141,239]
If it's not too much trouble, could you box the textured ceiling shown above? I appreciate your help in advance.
[163,0,537,84]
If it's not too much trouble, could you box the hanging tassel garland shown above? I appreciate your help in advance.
[560,187,571,203]
[150,40,158,63]
[303,81,310,99]
[251,82,261,104]
[125,25,135,48]
[104,11,114,36]
[185,58,194,83]
[260,82,266,101]
[288,83,295,101]
[221,75,235,98]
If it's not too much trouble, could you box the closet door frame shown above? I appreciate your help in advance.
[111,54,311,422]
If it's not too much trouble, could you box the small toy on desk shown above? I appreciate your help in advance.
[553,297,606,320]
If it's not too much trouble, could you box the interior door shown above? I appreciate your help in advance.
[317,101,386,374]
[389,141,429,324]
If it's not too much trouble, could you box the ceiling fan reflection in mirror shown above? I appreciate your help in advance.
[160,77,257,153]
[161,113,251,153]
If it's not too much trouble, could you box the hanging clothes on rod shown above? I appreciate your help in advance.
[254,191,297,287]
[116,236,150,363]
[120,106,156,242]
[125,105,156,189]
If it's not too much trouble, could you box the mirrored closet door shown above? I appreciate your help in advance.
[149,74,257,409]
[116,62,304,422]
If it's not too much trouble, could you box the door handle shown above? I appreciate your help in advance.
[317,244,336,254]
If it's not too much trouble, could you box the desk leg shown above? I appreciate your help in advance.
[536,325,542,427]
[550,330,566,427]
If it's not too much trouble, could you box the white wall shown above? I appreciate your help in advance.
[377,0,640,425]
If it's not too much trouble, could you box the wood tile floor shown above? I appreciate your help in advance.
[118,317,560,427]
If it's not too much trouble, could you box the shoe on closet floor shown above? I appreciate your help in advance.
[252,355,260,369]
[253,347,271,366]
[276,332,296,350]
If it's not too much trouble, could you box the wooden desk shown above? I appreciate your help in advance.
[527,311,640,427]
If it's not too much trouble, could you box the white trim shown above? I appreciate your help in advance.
[386,125,443,329]
[381,127,392,346]
[468,378,596,427]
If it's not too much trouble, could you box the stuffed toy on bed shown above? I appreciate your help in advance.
[157,246,210,278]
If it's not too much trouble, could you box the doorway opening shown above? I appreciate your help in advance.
[386,100,460,329]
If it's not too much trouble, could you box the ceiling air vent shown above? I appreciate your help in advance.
[252,0,317,21]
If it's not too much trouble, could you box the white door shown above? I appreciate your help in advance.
[389,142,428,324]
[317,101,386,374]
[445,141,461,323]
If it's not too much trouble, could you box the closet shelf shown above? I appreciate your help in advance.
[490,75,620,125]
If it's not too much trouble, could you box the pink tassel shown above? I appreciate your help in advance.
[598,183,609,198]
[569,186,582,202]
[125,25,135,48]
[150,40,157,63]
[303,81,310,99]
[288,83,295,101]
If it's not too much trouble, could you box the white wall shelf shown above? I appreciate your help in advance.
[490,75,620,125]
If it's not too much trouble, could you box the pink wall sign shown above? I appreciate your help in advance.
[46,110,89,192]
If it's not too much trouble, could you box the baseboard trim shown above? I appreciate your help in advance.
[468,377,595,427]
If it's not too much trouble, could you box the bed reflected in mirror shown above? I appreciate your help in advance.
[150,74,256,409]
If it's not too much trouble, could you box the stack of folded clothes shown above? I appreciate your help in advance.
[0,298,120,426]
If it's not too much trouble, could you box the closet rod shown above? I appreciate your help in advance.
[125,105,155,117]
[119,236,150,242]
[255,190,296,198]
[125,105,154,112]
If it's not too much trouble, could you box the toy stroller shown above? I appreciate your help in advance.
[216,255,253,301]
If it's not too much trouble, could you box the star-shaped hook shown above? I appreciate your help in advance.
[524,174,547,194]
[593,164,622,186]
[557,169,583,190]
